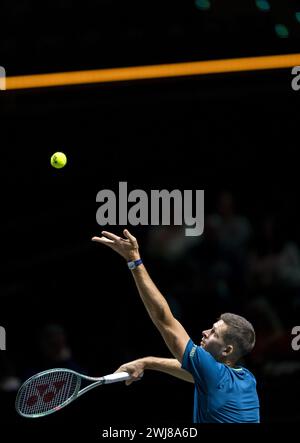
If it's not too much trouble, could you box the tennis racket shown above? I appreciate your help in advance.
[15,368,132,418]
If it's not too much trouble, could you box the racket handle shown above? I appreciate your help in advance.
[103,371,131,384]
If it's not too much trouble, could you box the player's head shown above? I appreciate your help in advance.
[200,313,255,366]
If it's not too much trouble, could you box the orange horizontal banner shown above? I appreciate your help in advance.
[5,53,300,90]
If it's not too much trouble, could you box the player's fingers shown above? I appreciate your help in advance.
[91,236,114,245]
[101,231,122,242]
[115,365,131,373]
[125,377,142,386]
[131,371,143,380]
[123,229,137,243]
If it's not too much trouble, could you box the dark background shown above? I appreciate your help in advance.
[1,0,300,441]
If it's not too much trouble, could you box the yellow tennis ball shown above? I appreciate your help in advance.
[51,152,67,169]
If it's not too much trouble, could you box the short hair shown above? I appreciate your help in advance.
[219,313,256,360]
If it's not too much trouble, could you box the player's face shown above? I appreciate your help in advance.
[200,320,228,361]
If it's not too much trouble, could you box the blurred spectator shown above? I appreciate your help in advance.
[247,216,300,316]
[145,225,202,317]
[206,191,252,301]
[39,324,74,364]
[246,297,286,367]
[245,293,300,420]
[22,323,84,380]
[277,242,300,289]
[248,216,285,290]
[0,354,21,392]
[146,225,199,263]
[208,191,252,258]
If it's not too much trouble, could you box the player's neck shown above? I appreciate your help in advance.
[225,360,237,368]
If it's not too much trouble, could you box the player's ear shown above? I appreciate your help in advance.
[222,344,233,356]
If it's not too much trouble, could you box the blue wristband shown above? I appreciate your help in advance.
[127,259,143,270]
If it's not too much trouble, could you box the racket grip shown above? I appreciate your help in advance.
[103,371,131,384]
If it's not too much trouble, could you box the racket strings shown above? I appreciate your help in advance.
[17,371,79,416]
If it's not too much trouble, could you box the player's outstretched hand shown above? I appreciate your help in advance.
[115,359,145,386]
[92,229,140,261]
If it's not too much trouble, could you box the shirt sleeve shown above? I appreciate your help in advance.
[181,338,224,392]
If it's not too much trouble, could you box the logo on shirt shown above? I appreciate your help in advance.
[189,345,197,358]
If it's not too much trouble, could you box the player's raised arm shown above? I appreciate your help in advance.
[92,229,190,362]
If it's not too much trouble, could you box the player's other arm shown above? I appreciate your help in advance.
[115,357,194,385]
[92,230,190,362]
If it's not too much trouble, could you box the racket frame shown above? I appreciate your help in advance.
[15,368,130,418]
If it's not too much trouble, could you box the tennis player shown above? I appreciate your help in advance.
[92,229,260,423]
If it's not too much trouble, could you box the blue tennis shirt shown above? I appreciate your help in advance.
[181,339,260,423]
